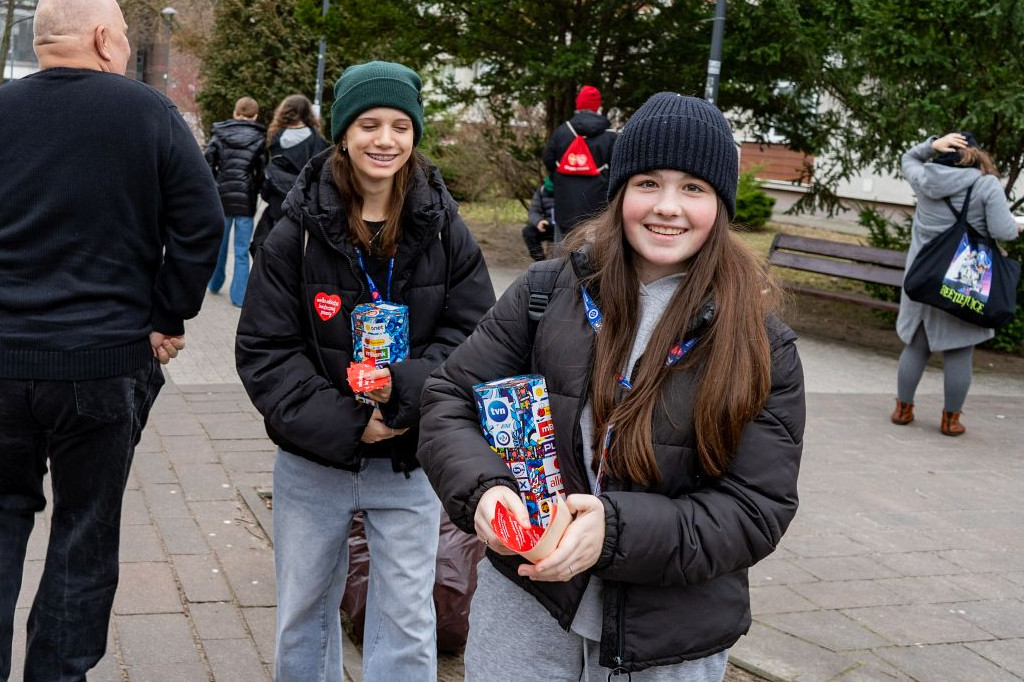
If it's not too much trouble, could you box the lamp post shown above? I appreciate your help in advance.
[312,0,329,119]
[704,0,726,105]
[160,6,177,95]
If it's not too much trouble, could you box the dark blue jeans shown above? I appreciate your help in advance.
[0,360,164,682]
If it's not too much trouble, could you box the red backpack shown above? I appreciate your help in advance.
[556,122,604,176]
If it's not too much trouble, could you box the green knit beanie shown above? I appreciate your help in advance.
[330,61,424,145]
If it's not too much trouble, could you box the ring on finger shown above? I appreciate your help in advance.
[568,563,575,576]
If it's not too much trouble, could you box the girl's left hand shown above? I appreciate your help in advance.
[360,408,407,443]
[518,494,606,582]
[363,368,392,403]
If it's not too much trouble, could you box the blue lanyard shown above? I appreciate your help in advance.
[580,285,700,493]
[580,285,696,388]
[354,248,394,303]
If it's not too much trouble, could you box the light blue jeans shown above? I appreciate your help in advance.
[208,215,254,306]
[272,451,441,682]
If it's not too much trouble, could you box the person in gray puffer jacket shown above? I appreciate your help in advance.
[893,132,1022,436]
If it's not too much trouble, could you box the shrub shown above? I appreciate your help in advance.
[419,106,545,205]
[734,170,776,230]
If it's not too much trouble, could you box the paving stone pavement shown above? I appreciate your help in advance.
[10,265,1024,681]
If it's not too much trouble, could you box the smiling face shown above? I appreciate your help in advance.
[341,107,415,189]
[621,169,720,283]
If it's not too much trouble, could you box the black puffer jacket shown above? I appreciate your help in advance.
[542,111,618,233]
[237,150,495,472]
[418,255,805,672]
[204,119,266,215]
[251,127,330,257]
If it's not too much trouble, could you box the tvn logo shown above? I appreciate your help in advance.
[487,400,511,422]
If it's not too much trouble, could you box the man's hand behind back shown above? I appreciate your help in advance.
[149,331,185,365]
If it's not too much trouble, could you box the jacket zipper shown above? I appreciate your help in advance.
[611,583,629,678]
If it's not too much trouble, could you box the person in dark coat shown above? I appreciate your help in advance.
[522,176,556,261]
[249,93,329,258]
[542,85,618,240]
[892,131,1022,435]
[419,93,805,680]
[0,0,222,678]
[235,61,494,682]
[204,96,266,306]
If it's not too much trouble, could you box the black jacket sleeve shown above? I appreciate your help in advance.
[203,131,220,174]
[526,186,546,228]
[542,125,564,175]
[151,108,224,335]
[235,220,373,467]
[417,268,540,533]
[594,328,805,586]
[380,215,496,430]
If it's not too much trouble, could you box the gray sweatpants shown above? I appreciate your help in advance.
[463,561,729,682]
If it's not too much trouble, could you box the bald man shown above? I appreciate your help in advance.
[0,1,222,679]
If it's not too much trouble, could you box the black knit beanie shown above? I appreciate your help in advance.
[330,61,424,145]
[607,93,738,218]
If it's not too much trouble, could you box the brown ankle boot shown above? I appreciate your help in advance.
[891,399,914,425]
[941,410,966,436]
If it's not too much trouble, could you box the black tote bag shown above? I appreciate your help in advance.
[904,181,1021,329]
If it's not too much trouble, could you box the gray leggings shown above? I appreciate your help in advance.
[464,561,728,682]
[897,326,974,412]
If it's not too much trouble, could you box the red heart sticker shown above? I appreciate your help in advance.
[314,292,341,321]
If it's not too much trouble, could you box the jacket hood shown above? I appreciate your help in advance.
[211,119,266,148]
[913,162,983,201]
[282,150,460,250]
[570,110,613,137]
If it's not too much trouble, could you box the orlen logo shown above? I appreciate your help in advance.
[487,400,510,422]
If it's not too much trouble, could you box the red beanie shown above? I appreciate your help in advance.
[576,85,601,112]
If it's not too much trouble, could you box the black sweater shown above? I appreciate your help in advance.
[0,69,223,380]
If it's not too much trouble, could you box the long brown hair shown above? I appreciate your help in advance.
[266,94,320,149]
[957,147,999,177]
[329,145,423,256]
[569,193,782,484]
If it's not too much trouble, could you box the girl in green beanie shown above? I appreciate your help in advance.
[236,61,495,682]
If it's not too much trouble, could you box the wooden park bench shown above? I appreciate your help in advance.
[767,233,907,312]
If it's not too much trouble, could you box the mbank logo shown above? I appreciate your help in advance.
[487,400,510,422]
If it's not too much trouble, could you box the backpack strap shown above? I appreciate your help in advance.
[944,178,980,219]
[526,259,564,343]
[565,121,578,138]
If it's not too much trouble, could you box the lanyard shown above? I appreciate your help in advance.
[581,285,699,493]
[354,248,394,303]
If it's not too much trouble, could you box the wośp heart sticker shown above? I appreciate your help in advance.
[314,292,341,321]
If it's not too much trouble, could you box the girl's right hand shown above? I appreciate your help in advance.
[932,132,967,153]
[474,486,528,556]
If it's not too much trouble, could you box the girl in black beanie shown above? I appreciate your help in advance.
[418,92,806,680]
